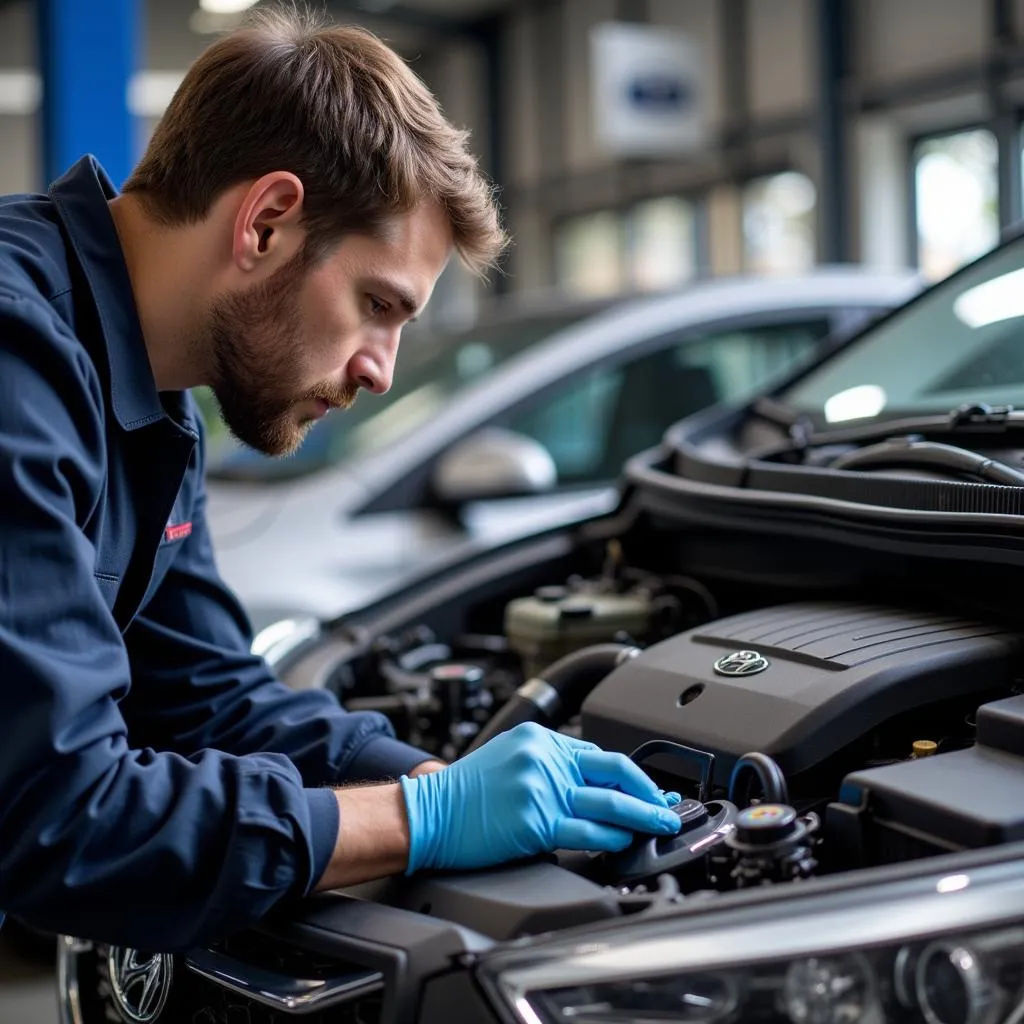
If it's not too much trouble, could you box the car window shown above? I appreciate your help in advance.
[782,234,1024,424]
[507,318,830,484]
[202,307,605,482]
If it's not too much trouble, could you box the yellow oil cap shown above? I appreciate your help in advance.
[912,740,938,758]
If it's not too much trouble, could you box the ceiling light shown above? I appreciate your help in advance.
[199,0,258,14]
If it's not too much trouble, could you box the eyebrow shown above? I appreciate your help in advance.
[368,278,420,322]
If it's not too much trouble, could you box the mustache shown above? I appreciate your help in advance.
[306,380,360,411]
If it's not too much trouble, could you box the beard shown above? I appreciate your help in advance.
[206,251,358,457]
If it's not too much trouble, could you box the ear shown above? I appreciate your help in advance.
[232,172,306,273]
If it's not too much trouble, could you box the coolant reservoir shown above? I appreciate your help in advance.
[504,584,652,678]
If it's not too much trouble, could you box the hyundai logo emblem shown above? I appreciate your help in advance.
[108,947,173,1023]
[713,650,770,677]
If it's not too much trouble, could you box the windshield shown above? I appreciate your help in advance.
[203,306,602,481]
[783,234,1024,424]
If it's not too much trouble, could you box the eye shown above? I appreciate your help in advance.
[367,295,390,318]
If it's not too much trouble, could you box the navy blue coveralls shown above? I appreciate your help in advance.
[0,157,430,951]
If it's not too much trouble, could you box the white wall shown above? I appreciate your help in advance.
[505,6,542,188]
[0,114,36,194]
[430,39,487,159]
[856,0,989,85]
[564,0,616,175]
[0,1,31,65]
[853,116,910,271]
[0,1,36,193]
[648,0,723,129]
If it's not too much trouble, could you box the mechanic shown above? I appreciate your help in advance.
[0,5,682,952]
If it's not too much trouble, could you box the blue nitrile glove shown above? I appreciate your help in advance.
[399,722,683,874]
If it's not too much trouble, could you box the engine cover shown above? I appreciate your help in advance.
[581,602,1023,785]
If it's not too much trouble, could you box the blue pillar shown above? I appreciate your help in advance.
[36,0,139,189]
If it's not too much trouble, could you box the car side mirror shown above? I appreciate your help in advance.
[432,428,557,503]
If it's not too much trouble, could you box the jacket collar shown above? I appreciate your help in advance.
[48,155,188,433]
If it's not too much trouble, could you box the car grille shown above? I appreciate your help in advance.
[70,930,384,1024]
[176,971,383,1024]
[180,929,384,1023]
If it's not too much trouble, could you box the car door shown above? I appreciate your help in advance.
[456,314,837,546]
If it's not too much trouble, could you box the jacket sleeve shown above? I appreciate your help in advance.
[119,414,434,870]
[0,297,391,952]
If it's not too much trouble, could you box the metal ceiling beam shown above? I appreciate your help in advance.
[818,0,851,262]
[991,0,1020,229]
[326,0,497,38]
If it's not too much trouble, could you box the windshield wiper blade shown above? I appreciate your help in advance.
[749,397,818,447]
[946,402,1020,429]
[748,400,1024,460]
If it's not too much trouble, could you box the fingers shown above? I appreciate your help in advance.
[554,817,634,852]
[663,790,682,806]
[575,749,668,806]
[556,734,602,753]
[572,786,681,835]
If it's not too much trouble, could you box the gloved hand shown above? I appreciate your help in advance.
[399,722,683,874]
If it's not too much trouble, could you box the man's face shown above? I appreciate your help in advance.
[207,201,452,457]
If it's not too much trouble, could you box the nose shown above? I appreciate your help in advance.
[347,329,399,394]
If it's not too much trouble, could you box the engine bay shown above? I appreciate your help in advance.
[277,505,1024,944]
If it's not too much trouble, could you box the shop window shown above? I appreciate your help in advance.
[913,127,998,282]
[626,196,696,292]
[554,210,625,297]
[742,171,817,275]
[507,317,827,485]
[555,197,699,298]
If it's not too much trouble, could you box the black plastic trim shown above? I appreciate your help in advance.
[666,406,1024,517]
[743,460,1024,516]
[639,488,1024,568]
[256,892,493,1024]
[625,448,1024,564]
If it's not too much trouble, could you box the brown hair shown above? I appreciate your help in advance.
[123,3,506,274]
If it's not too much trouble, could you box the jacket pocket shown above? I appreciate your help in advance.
[92,571,121,613]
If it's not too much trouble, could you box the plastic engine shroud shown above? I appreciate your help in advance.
[580,601,1023,785]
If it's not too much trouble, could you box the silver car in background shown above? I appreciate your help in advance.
[204,268,919,632]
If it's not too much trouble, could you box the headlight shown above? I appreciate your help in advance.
[479,854,1024,1024]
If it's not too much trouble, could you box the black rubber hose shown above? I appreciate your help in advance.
[463,643,637,755]
[379,658,430,693]
[728,752,789,807]
[378,642,453,693]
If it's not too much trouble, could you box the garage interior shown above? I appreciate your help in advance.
[2,0,1022,311]
[2,0,1024,1020]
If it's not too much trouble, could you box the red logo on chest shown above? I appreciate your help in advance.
[164,522,193,543]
